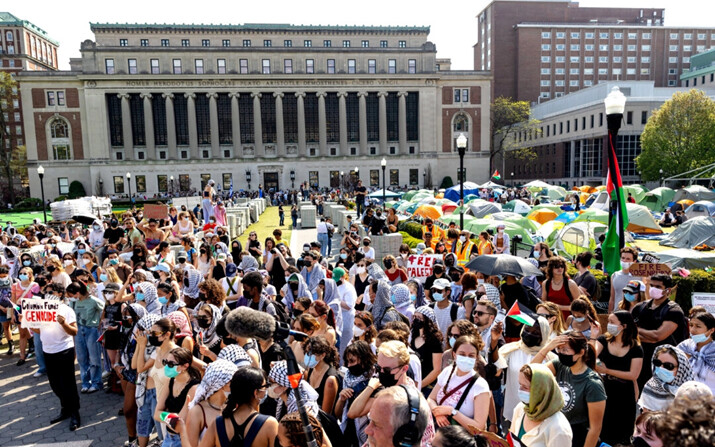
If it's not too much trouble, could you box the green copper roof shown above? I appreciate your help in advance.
[0,12,59,45]
[90,22,430,34]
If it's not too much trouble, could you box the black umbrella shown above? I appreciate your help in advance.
[464,254,542,277]
[72,214,98,226]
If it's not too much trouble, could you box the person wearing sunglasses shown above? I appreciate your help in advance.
[541,256,581,321]
[638,344,693,412]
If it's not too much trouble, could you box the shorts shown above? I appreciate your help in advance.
[104,330,121,350]
[136,387,161,439]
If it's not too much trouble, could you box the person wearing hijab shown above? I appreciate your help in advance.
[391,283,415,322]
[182,268,202,308]
[407,279,426,309]
[282,272,310,311]
[333,267,357,357]
[184,359,238,446]
[495,316,555,424]
[638,344,694,412]
[319,278,343,342]
[4,245,20,278]
[268,360,320,419]
[510,363,572,446]
[370,280,403,331]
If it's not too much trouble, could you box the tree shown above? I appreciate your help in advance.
[440,176,454,189]
[490,96,541,172]
[0,72,24,205]
[637,89,715,181]
[68,181,87,199]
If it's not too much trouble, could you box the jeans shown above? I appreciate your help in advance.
[45,347,80,414]
[291,215,298,228]
[162,433,182,447]
[356,200,364,218]
[317,233,329,257]
[137,387,163,440]
[279,213,285,226]
[75,325,103,389]
[33,332,46,373]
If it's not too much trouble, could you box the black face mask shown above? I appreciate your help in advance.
[521,331,542,348]
[363,241,370,246]
[412,319,424,332]
[378,368,400,387]
[348,364,365,377]
[631,437,650,447]
[384,260,393,269]
[433,267,444,276]
[293,309,303,318]
[445,258,455,268]
[289,283,299,292]
[196,317,211,329]
[557,352,576,367]
[47,266,56,273]
[222,336,237,346]
[148,335,162,347]
[198,292,207,301]
[134,249,141,255]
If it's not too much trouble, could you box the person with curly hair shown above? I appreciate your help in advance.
[278,412,326,447]
[411,306,445,393]
[655,394,715,447]
[198,278,228,314]
[302,335,341,413]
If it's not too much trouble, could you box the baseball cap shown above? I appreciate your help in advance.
[432,278,451,290]
[225,263,237,277]
[150,263,171,274]
[623,280,644,294]
[216,253,227,262]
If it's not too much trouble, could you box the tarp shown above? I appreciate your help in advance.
[623,184,649,204]
[490,212,541,233]
[503,199,532,216]
[659,216,715,249]
[554,211,581,224]
[625,203,663,234]
[368,189,402,199]
[466,201,502,218]
[673,185,715,203]
[478,181,505,189]
[553,221,608,257]
[641,187,676,212]
[685,201,715,219]
[655,249,715,270]
[444,182,482,202]
[528,209,559,224]
[414,205,443,220]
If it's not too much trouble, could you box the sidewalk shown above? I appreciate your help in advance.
[289,217,317,255]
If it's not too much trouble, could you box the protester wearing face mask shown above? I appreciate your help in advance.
[429,278,465,337]
[48,257,72,288]
[619,279,646,312]
[302,335,341,414]
[608,247,642,312]
[638,345,693,412]
[358,237,376,262]
[493,224,510,255]
[592,310,643,446]
[565,297,600,340]
[677,311,715,393]
[532,331,606,447]
[99,283,123,379]
[334,341,376,446]
[300,250,326,300]
[352,311,377,353]
[632,274,686,391]
[532,242,552,269]
[410,306,444,393]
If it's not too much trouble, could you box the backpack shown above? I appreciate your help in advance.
[656,301,689,345]
[261,299,289,324]
[429,302,459,321]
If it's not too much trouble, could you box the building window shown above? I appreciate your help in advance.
[670,33,679,39]
[542,44,551,50]
[642,45,651,51]
[556,44,565,51]
[308,171,319,188]
[389,169,399,186]
[284,59,293,74]
[284,40,292,47]
[195,59,204,74]
[105,59,115,74]
[541,68,550,74]
[641,111,648,124]
[306,59,314,74]
[178,174,190,191]
[571,44,580,51]
[369,169,379,186]
[585,32,594,39]
[669,57,678,63]
[556,32,565,39]
[571,32,580,39]
[380,40,388,48]
[668,80,677,86]
[408,59,416,74]
[58,178,69,195]
[119,39,128,47]
[348,59,356,74]
[181,39,190,47]
[361,40,369,47]
[264,40,272,47]
[327,59,335,74]
[388,59,396,74]
[135,175,146,193]
[217,59,226,74]
[398,40,406,48]
[140,39,148,46]
[641,56,650,63]
[157,175,167,193]
[202,39,210,47]
[614,45,622,51]
[330,147,337,156]
[669,45,678,51]
[368,59,376,74]
[540,80,551,86]
[58,91,66,106]
[126,58,137,74]
[223,39,230,47]
[343,40,351,48]
[50,118,71,160]
[262,59,271,74]
[570,56,580,63]
[542,32,551,39]
[243,39,251,47]
[151,59,159,74]
[599,44,609,51]
[222,173,232,191]
[304,40,312,47]
[173,59,182,74]
[113,176,125,194]
[47,91,55,106]
[240,59,248,74]
[541,56,550,63]
[323,40,332,47]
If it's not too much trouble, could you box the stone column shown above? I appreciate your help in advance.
[185,93,198,159]
[207,92,220,158]
[162,94,176,159]
[251,92,264,157]
[397,91,408,155]
[296,92,306,156]
[273,92,285,156]
[317,92,327,156]
[118,93,133,160]
[229,93,241,157]
[378,91,388,155]
[337,91,348,155]
[141,93,155,158]
[358,91,368,156]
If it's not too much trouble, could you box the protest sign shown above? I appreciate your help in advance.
[628,263,671,277]
[692,292,715,315]
[20,298,60,329]
[143,204,168,220]
[406,254,441,281]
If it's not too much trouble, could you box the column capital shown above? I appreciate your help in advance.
[337,91,348,98]
[377,91,389,98]
[206,92,218,99]
[140,92,153,100]
[295,92,306,98]
[397,91,409,97]
[357,91,369,98]
[117,93,130,100]
[273,92,285,99]
[184,93,197,99]
[251,92,262,99]
[228,92,241,99]
[162,93,174,100]
[316,91,327,98]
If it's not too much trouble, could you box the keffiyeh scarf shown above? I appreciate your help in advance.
[134,313,162,408]
[269,360,320,417]
[639,345,694,411]
[188,359,238,409]
[167,311,192,339]
[198,304,223,348]
[138,281,161,315]
[678,339,715,386]
[218,344,253,368]
[183,268,202,299]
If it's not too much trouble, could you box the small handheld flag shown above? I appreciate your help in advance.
[506,301,535,327]
[160,412,180,429]
[492,170,501,180]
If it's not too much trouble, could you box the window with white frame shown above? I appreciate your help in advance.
[348,59,356,74]
[306,59,314,74]
[408,59,416,74]
[542,32,551,38]
[240,59,248,74]
[283,59,292,74]
[128,58,137,74]
[556,56,565,62]
[262,59,271,74]
[217,59,226,74]
[173,59,182,74]
[49,117,71,160]
[151,59,159,74]
[195,59,204,74]
[105,59,115,74]
[327,59,335,74]
[368,59,376,74]
[388,59,396,74]
[58,178,69,195]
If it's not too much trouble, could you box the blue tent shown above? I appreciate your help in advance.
[444,182,481,202]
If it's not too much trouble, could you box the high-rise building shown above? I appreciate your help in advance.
[19,22,491,198]
[475,0,715,102]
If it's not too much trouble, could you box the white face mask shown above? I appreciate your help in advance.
[459,236,466,242]
[63,260,73,267]
[356,266,366,274]
[267,384,283,399]
[353,325,365,337]
[620,261,632,271]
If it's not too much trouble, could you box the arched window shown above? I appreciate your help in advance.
[48,117,71,160]
[453,113,469,132]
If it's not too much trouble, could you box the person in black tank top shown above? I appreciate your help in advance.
[303,336,341,413]
[154,348,201,446]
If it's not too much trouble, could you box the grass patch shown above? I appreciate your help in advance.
[235,206,292,248]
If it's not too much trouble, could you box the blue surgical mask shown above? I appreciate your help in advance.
[449,336,457,349]
[100,274,108,282]
[164,365,180,378]
[518,389,531,404]
[655,366,675,384]
[78,249,86,255]
[455,355,476,373]
[136,292,145,301]
[573,316,586,323]
[23,260,31,267]
[304,354,318,369]
[691,332,710,344]
[624,292,637,302]
[109,259,119,266]
[433,292,445,302]
[158,296,168,305]
[340,253,347,260]
[19,274,28,282]
[409,294,416,302]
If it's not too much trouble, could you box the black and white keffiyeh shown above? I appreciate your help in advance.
[137,281,161,315]
[217,344,253,368]
[198,303,223,348]
[183,268,202,299]
[639,345,694,411]
[135,313,162,408]
[269,360,320,417]
[188,359,238,409]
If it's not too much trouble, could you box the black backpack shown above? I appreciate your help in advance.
[429,302,459,321]
[262,299,289,324]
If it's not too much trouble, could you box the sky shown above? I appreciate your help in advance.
[10,0,715,71]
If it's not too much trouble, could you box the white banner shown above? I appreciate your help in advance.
[692,292,715,315]
[20,298,61,329]
[406,254,441,282]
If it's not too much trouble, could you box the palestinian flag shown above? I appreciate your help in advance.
[507,301,535,327]
[602,131,629,274]
[492,170,501,180]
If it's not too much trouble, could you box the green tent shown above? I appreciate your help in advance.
[503,199,532,216]
[403,189,431,201]
[438,214,477,228]
[553,222,608,257]
[623,184,649,204]
[530,204,564,215]
[573,208,609,225]
[464,219,534,244]
[641,187,676,211]
[490,212,540,233]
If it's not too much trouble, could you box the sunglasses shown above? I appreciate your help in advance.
[474,311,494,317]
[553,265,565,269]
[162,359,181,368]
[536,313,552,318]
[148,331,165,337]
[653,359,677,371]
[376,365,402,375]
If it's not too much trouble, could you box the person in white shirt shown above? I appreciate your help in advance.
[316,218,331,258]
[333,267,357,357]
[358,237,376,262]
[35,284,82,431]
[219,263,242,307]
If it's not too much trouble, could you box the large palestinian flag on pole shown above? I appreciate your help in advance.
[602,133,629,274]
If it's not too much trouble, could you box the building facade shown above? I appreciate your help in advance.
[502,81,715,187]
[19,23,491,199]
[681,47,715,88]
[475,0,715,102]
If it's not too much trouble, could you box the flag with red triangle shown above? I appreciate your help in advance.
[506,301,535,327]
[492,170,501,180]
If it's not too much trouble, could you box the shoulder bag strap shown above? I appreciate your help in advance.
[452,375,478,413]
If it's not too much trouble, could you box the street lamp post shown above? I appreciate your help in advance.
[604,86,627,247]
[290,170,295,189]
[170,175,174,196]
[126,172,132,204]
[246,170,252,191]
[659,169,664,187]
[340,171,345,192]
[37,166,46,224]
[354,166,359,191]
[381,158,387,211]
[456,133,468,230]
[99,178,104,196]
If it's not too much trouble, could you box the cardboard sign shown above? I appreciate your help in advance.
[628,263,671,277]
[692,292,715,315]
[406,254,441,281]
[143,204,168,220]
[641,253,660,264]
[20,298,60,329]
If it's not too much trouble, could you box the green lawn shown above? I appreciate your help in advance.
[0,210,49,227]
[235,206,291,249]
